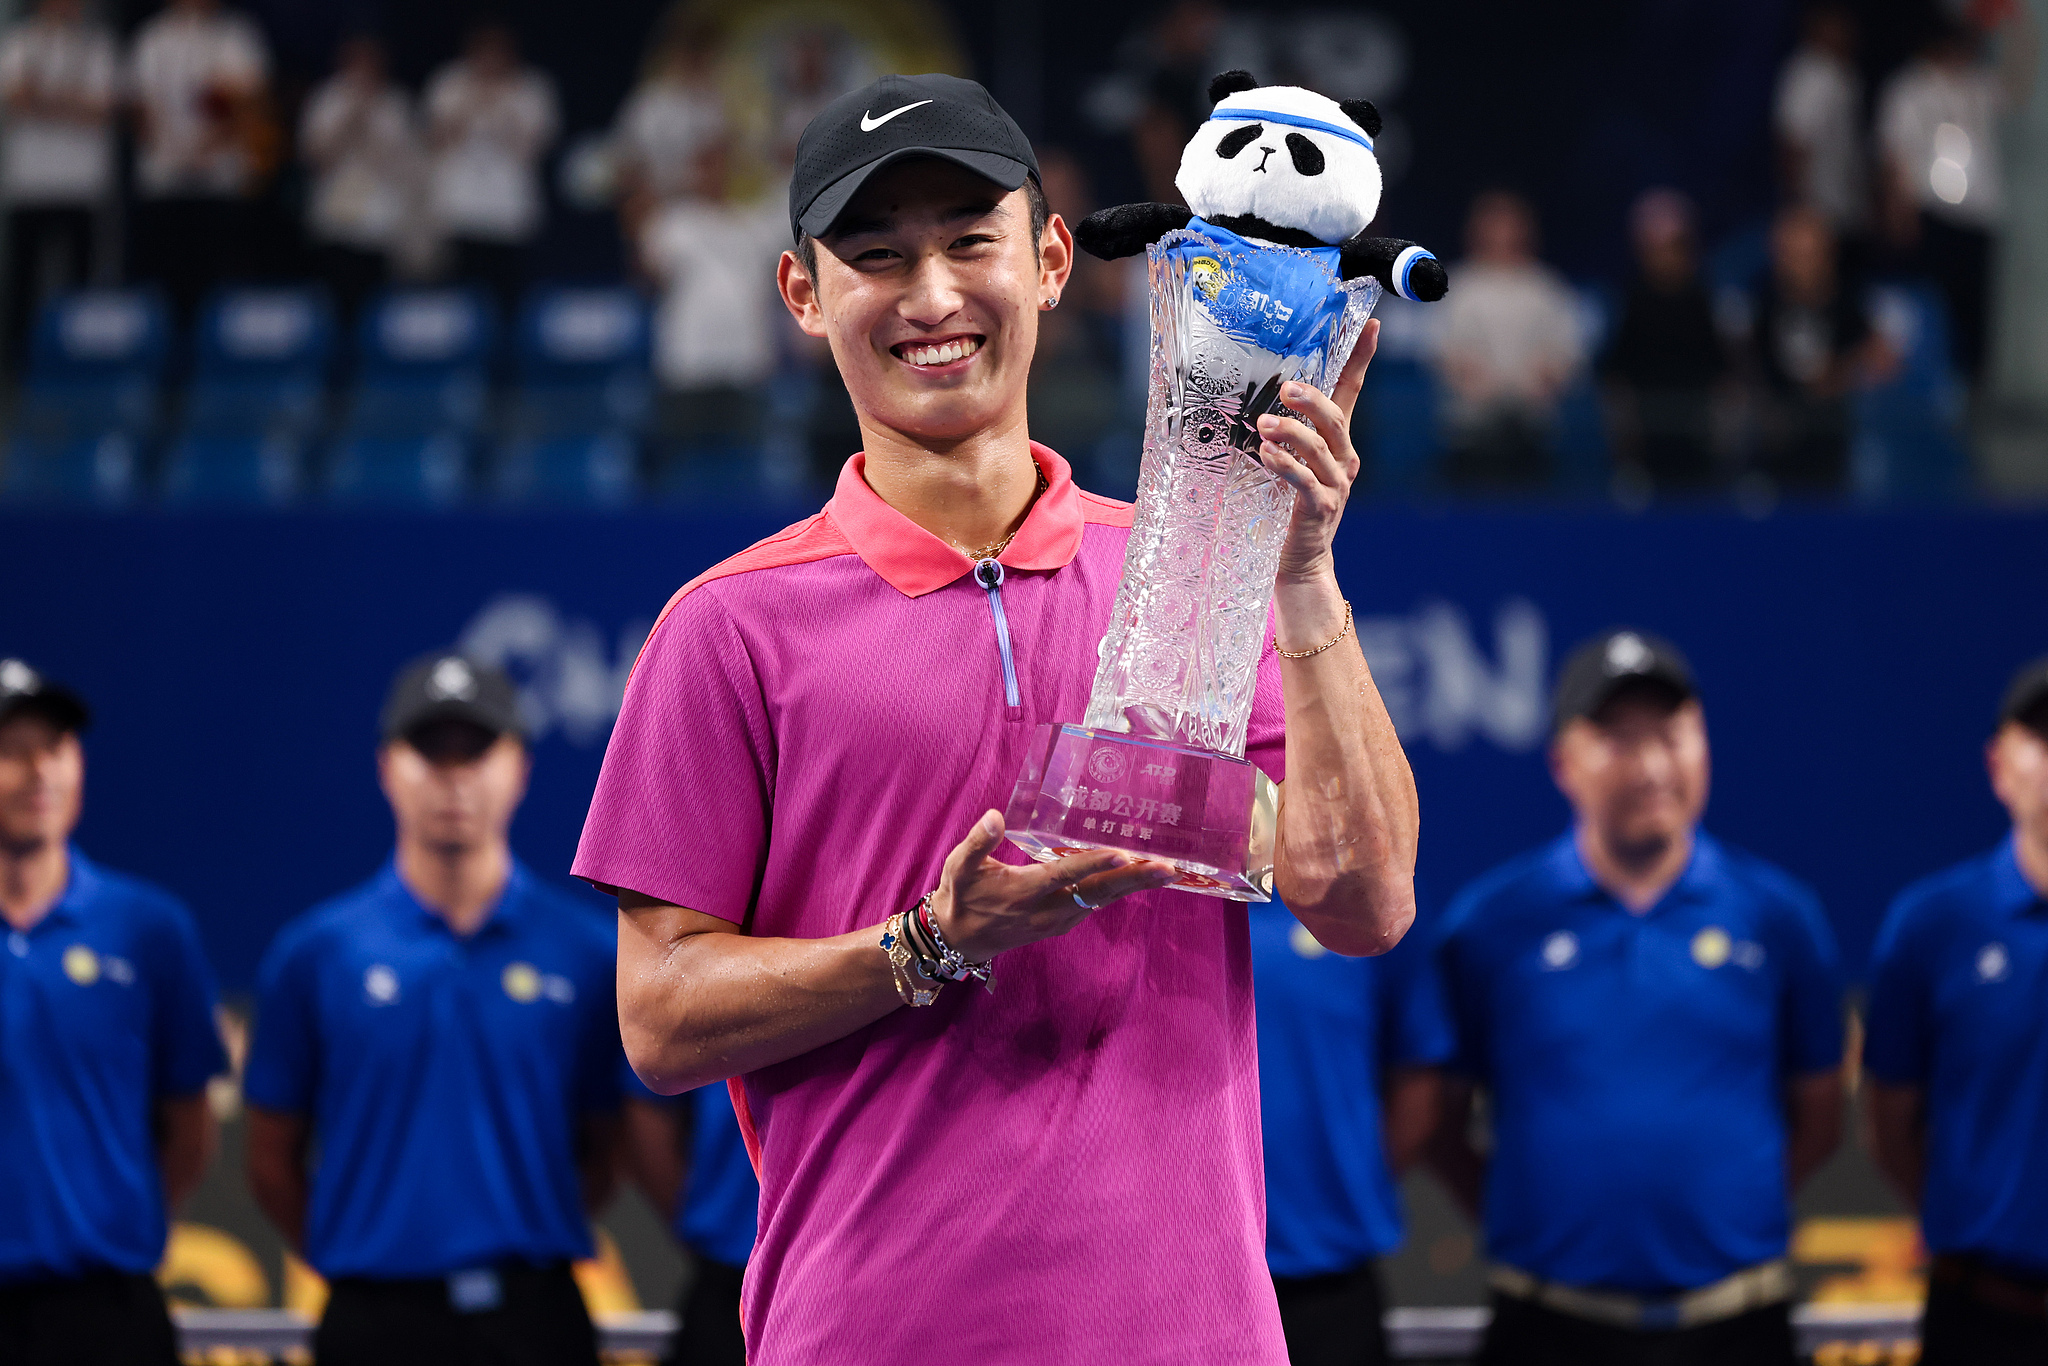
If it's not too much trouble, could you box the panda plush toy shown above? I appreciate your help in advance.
[1077,70,1448,305]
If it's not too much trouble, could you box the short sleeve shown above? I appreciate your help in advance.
[1244,613,1286,785]
[1862,894,1933,1086]
[243,928,320,1114]
[1433,899,1490,1080]
[573,586,776,923]
[1380,918,1456,1069]
[145,902,227,1097]
[1772,885,1846,1076]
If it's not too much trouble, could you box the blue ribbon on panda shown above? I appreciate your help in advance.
[1208,107,1373,152]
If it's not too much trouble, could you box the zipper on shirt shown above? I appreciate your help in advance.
[974,558,1025,721]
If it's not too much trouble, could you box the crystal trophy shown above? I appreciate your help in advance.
[1003,226,1380,900]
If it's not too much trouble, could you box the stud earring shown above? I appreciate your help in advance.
[1043,296,1059,310]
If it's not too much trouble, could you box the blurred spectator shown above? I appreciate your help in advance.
[1431,191,1585,490]
[1118,0,1227,203]
[0,659,225,1366]
[1866,657,2048,1366]
[1745,205,1892,493]
[768,27,853,171]
[640,138,783,457]
[1254,892,1449,1366]
[622,1078,757,1366]
[125,0,271,321]
[1601,190,1728,491]
[1877,20,2008,384]
[425,21,559,317]
[613,17,727,241]
[1027,149,1121,480]
[0,0,117,368]
[1773,3,1868,236]
[244,654,619,1366]
[1430,629,1844,1366]
[300,36,419,325]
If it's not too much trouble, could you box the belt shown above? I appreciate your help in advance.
[1491,1259,1794,1332]
[1931,1254,2048,1321]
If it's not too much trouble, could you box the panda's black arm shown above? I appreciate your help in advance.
[1339,234,1449,303]
[1074,203,1191,261]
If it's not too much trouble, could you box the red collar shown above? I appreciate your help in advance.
[825,443,1086,598]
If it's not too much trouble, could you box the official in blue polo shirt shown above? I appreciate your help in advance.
[244,653,623,1366]
[1866,656,2048,1366]
[0,658,226,1366]
[1253,895,1452,1366]
[1428,630,1845,1366]
[622,1074,759,1366]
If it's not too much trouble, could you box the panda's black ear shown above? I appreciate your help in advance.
[1208,70,1258,104]
[1340,99,1382,139]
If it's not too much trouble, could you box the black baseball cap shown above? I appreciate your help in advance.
[0,658,89,733]
[1998,656,2048,736]
[380,652,523,745]
[1551,629,1697,735]
[789,72,1039,244]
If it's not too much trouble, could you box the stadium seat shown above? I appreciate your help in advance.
[1853,283,1969,501]
[162,287,335,508]
[490,286,650,505]
[1359,357,1440,495]
[324,288,495,506]
[2,289,168,507]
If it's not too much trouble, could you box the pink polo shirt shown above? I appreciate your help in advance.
[575,445,1289,1365]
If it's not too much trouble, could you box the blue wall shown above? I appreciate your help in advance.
[4,506,2040,989]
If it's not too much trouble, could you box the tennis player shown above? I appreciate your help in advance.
[576,73,1418,1365]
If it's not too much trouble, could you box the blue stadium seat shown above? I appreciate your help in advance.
[325,289,496,506]
[492,432,638,507]
[162,287,335,507]
[1853,283,1968,501]
[491,286,650,505]
[2,289,168,506]
[1360,357,1440,495]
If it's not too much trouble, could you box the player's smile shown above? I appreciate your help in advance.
[890,332,985,374]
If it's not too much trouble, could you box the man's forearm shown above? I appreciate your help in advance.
[1271,570,1419,956]
[245,1108,311,1251]
[620,900,903,1095]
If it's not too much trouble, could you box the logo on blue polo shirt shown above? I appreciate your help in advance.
[1976,942,2010,984]
[364,964,399,1005]
[62,944,99,985]
[1540,930,1578,970]
[1691,927,1732,969]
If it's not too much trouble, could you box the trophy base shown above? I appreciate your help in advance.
[1002,723,1277,902]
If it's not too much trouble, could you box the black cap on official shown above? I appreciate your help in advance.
[1998,656,2048,738]
[788,72,1039,244]
[379,652,523,746]
[1551,629,1697,736]
[0,657,90,733]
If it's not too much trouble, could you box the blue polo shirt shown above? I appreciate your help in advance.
[0,851,225,1283]
[1253,898,1453,1278]
[1864,838,2048,1277]
[244,860,622,1279]
[1437,831,1843,1292]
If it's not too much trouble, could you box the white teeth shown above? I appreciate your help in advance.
[902,338,980,366]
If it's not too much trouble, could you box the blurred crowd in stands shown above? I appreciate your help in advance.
[0,0,2030,507]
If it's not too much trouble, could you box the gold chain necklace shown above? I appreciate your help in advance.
[957,465,1050,562]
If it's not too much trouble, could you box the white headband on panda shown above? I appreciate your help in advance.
[1208,107,1374,153]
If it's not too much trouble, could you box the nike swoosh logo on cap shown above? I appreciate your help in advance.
[860,100,932,132]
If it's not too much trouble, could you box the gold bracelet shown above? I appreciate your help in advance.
[881,912,940,1007]
[1276,600,1354,659]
